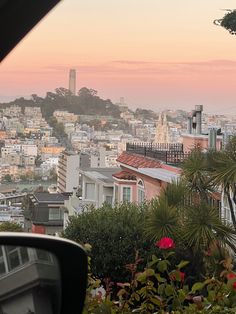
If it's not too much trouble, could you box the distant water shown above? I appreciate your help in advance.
[0,180,57,193]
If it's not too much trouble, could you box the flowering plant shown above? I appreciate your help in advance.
[155,237,175,250]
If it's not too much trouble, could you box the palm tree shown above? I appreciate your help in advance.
[146,181,236,254]
[182,201,236,253]
[210,137,236,230]
[146,197,180,241]
[181,148,214,201]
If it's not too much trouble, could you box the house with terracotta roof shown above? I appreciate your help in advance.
[113,146,181,204]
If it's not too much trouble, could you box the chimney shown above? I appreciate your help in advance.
[195,105,203,135]
[208,128,217,150]
[187,117,192,134]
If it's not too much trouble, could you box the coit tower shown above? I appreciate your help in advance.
[69,69,76,95]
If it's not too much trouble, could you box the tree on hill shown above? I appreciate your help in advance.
[3,174,12,182]
[0,87,121,119]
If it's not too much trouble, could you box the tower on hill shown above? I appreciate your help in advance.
[69,69,76,95]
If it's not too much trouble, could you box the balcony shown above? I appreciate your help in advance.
[126,142,190,166]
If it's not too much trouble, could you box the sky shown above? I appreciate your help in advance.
[1,0,236,113]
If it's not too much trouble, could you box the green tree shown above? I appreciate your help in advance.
[3,174,12,182]
[214,10,236,35]
[0,221,23,232]
[62,202,153,282]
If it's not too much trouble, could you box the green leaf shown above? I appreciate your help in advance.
[176,260,189,270]
[145,268,155,277]
[157,260,168,273]
[156,273,166,283]
[133,293,140,302]
[178,289,186,303]
[117,288,127,297]
[136,272,146,283]
[165,284,174,296]
[191,282,204,293]
[150,296,162,306]
[158,283,165,295]
[152,254,158,261]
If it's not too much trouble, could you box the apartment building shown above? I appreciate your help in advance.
[57,151,81,193]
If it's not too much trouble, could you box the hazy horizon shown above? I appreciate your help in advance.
[1,0,236,114]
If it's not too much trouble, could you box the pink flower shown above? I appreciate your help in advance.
[155,237,175,250]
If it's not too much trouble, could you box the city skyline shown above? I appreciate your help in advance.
[1,0,236,114]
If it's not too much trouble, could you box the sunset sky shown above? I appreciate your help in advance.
[1,0,236,113]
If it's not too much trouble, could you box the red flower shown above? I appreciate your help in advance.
[180,271,185,282]
[170,271,185,283]
[233,282,236,290]
[227,273,236,280]
[155,237,175,250]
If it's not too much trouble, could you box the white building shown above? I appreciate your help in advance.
[21,144,37,156]
[79,168,120,208]
[57,151,80,193]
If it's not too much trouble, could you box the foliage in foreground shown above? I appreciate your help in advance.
[62,202,154,282]
[0,221,23,232]
[83,238,236,314]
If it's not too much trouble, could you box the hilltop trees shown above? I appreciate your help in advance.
[0,87,121,119]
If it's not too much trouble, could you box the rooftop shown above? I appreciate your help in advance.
[137,168,180,183]
[112,170,136,181]
[117,152,161,169]
[125,142,189,166]
[33,192,69,204]
[80,167,121,185]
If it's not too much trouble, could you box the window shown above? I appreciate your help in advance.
[138,189,145,204]
[137,179,145,204]
[36,249,52,263]
[49,207,63,220]
[114,185,119,203]
[85,183,95,200]
[5,246,29,271]
[0,246,6,276]
[122,187,131,202]
[137,179,144,187]
[105,195,113,204]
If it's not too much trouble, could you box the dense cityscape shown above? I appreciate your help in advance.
[0,69,235,233]
[2,1,236,312]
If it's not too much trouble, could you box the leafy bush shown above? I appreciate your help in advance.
[83,238,236,314]
[62,202,154,283]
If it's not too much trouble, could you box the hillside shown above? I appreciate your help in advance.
[0,87,121,118]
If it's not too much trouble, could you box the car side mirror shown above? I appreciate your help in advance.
[0,233,87,314]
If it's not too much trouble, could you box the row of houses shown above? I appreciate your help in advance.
[25,144,183,235]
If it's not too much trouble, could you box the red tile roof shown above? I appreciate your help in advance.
[112,170,136,180]
[117,152,161,169]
